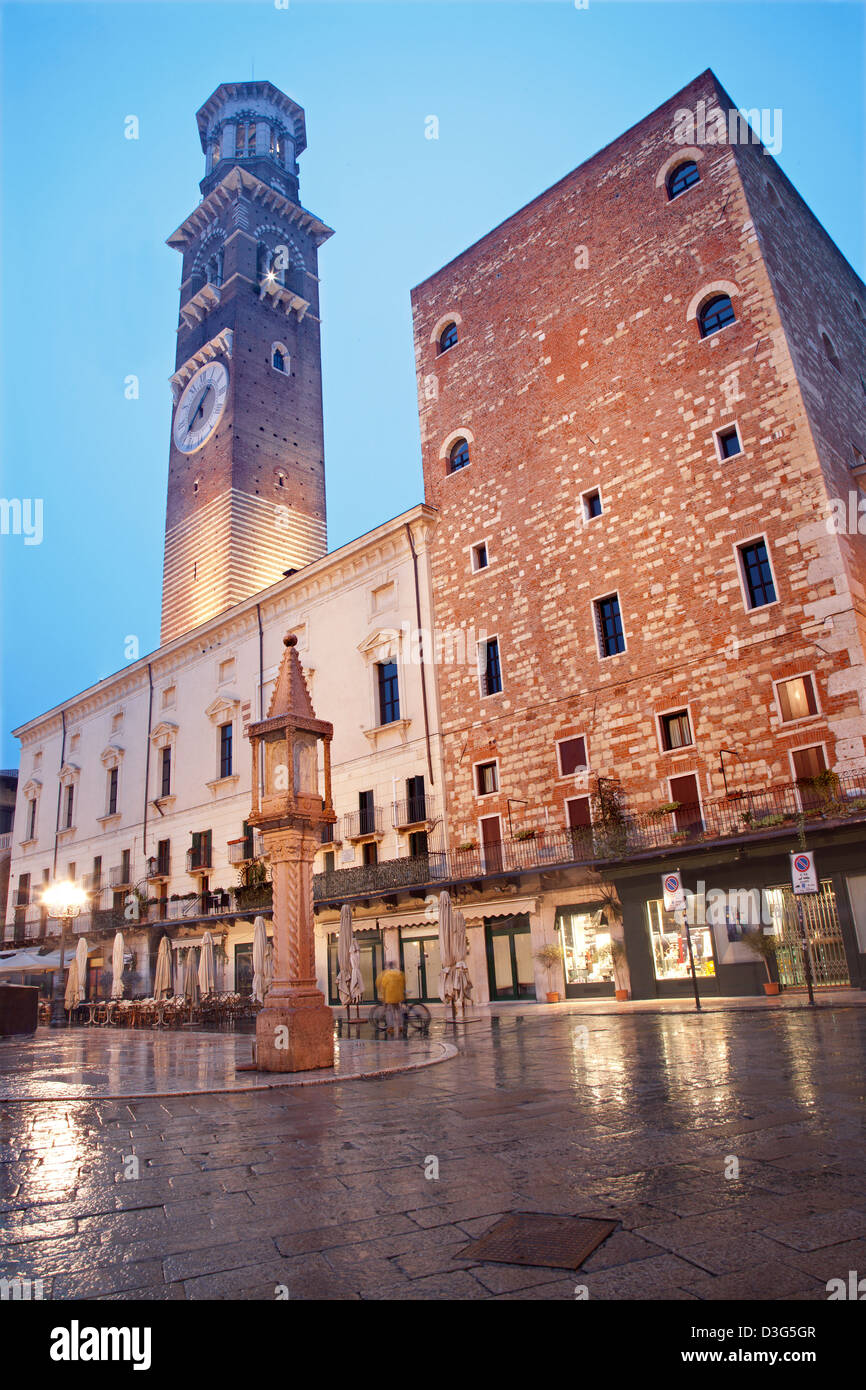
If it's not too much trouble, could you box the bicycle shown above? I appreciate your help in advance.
[369,999,431,1036]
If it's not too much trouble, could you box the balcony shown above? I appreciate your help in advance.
[313,772,866,905]
[343,807,385,841]
[320,823,342,847]
[187,847,213,874]
[0,832,11,853]
[109,865,132,889]
[227,831,262,866]
[392,796,435,830]
[147,853,171,880]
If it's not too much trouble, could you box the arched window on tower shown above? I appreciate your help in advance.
[667,160,700,200]
[448,438,471,474]
[438,322,459,353]
[698,294,736,338]
[272,343,289,374]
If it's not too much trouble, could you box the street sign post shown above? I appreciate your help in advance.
[790,852,817,1007]
[662,871,702,1012]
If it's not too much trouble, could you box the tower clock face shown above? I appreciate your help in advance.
[173,361,229,454]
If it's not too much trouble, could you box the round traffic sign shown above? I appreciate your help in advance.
[793,854,811,873]
[664,875,680,893]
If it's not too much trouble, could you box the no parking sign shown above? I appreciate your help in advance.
[791,851,818,895]
[662,871,687,913]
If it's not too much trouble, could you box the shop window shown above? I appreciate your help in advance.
[327,933,383,1004]
[776,674,818,723]
[557,907,613,986]
[646,898,716,981]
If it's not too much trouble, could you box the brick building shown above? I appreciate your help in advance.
[409,68,866,1000]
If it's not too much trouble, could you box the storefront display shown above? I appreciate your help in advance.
[646,898,715,980]
[557,907,613,985]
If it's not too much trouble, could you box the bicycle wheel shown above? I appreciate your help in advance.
[405,1003,431,1034]
[369,1004,388,1032]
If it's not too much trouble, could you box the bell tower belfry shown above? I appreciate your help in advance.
[161,81,332,644]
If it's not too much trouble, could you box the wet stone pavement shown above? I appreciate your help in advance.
[2,1007,865,1301]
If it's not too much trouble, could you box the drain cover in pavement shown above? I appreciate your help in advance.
[460,1213,617,1270]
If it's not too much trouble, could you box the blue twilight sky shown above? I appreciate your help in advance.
[1,0,864,768]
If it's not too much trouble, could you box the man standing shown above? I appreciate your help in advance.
[376,960,406,1036]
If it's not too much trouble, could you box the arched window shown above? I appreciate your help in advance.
[821,332,841,372]
[438,322,459,353]
[448,438,470,474]
[699,294,736,338]
[667,160,700,200]
[272,343,289,374]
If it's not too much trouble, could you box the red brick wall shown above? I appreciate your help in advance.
[411,71,866,846]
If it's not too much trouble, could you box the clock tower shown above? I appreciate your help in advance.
[161,81,333,644]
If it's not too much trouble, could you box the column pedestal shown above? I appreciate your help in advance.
[256,988,334,1072]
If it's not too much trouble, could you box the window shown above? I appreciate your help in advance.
[438,322,459,353]
[582,488,603,521]
[471,542,489,572]
[476,761,499,795]
[480,638,502,696]
[272,344,289,373]
[121,848,131,882]
[776,674,818,723]
[358,790,376,837]
[236,121,256,157]
[190,830,212,871]
[448,438,470,473]
[26,799,36,840]
[64,785,74,829]
[377,660,400,724]
[16,873,30,910]
[156,839,170,877]
[715,424,742,460]
[107,767,118,816]
[219,722,233,779]
[565,797,591,830]
[322,850,335,874]
[739,538,777,609]
[92,856,102,891]
[160,746,171,798]
[406,775,426,823]
[699,295,736,338]
[667,160,700,200]
[821,332,841,372]
[791,745,827,782]
[659,709,693,751]
[408,830,429,858]
[362,841,378,867]
[595,594,625,657]
[557,736,588,777]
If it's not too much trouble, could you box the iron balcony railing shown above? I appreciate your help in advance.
[187,846,213,873]
[109,864,132,888]
[343,807,384,840]
[227,832,262,865]
[147,853,171,879]
[392,795,435,829]
[0,833,12,852]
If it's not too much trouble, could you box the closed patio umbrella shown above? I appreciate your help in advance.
[182,948,199,1003]
[252,916,268,1003]
[153,936,172,1000]
[111,931,125,1000]
[74,937,89,1002]
[438,891,473,1019]
[336,904,362,1007]
[198,931,216,996]
[64,957,80,1012]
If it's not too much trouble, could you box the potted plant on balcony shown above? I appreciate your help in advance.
[235,857,272,910]
[740,927,781,995]
[514,827,537,842]
[535,942,565,1003]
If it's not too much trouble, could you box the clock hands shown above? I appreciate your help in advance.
[185,384,213,435]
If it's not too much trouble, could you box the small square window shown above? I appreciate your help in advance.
[776,674,818,723]
[471,542,489,572]
[659,709,693,751]
[716,425,742,460]
[476,761,499,795]
[557,736,588,776]
[582,488,603,521]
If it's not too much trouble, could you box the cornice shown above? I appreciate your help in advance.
[167,167,333,252]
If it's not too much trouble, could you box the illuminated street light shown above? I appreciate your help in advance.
[40,880,89,1029]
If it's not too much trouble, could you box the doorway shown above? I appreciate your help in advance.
[669,773,703,834]
[400,935,442,1001]
[480,815,503,873]
[485,914,534,1000]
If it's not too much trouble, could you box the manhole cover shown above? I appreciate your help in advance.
[460,1212,617,1270]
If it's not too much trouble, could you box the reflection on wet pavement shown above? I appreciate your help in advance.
[0,1029,457,1100]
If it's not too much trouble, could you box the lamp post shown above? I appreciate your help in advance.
[247,633,337,1072]
[41,880,88,1028]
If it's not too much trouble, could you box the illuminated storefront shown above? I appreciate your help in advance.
[645,898,716,982]
[557,905,615,995]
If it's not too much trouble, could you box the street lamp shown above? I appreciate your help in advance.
[40,880,88,1028]
[247,633,337,1071]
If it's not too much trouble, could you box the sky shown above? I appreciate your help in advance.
[1,0,864,768]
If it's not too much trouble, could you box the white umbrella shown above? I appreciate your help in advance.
[438,891,473,1017]
[64,957,80,1011]
[111,930,125,1000]
[252,916,268,1003]
[198,931,216,995]
[75,937,89,1002]
[153,936,172,999]
[264,939,274,994]
[182,948,199,1002]
[336,904,362,1006]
